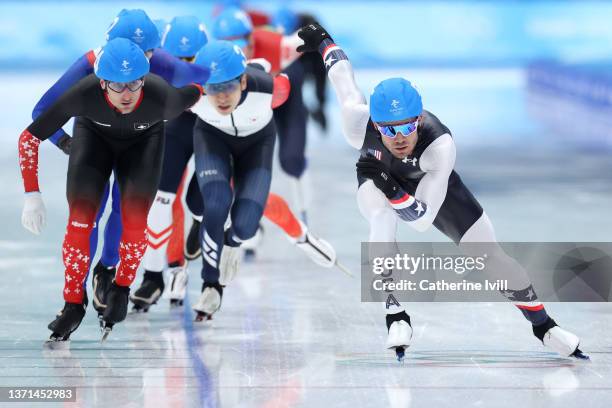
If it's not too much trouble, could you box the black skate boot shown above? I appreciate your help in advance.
[101,282,130,341]
[184,219,201,260]
[92,262,115,314]
[47,292,88,342]
[129,271,165,312]
[192,282,223,322]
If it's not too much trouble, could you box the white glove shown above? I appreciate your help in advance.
[22,192,46,235]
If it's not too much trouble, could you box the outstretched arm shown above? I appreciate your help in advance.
[297,24,368,149]
[20,80,85,234]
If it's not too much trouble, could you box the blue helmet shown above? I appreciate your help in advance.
[212,7,253,49]
[370,78,423,123]
[94,38,150,82]
[106,9,160,52]
[161,16,209,57]
[272,8,298,34]
[195,40,246,84]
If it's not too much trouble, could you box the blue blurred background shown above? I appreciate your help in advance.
[2,0,612,69]
[2,0,612,146]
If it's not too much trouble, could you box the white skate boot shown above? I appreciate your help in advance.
[167,265,188,307]
[386,311,413,362]
[219,246,241,285]
[193,282,223,322]
[291,223,336,268]
[533,317,589,359]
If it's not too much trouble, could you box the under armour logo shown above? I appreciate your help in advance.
[180,36,189,45]
[210,61,218,71]
[391,99,400,109]
[134,28,144,37]
[134,123,149,130]
[402,157,418,166]
[122,60,130,69]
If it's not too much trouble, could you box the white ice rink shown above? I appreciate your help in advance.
[0,69,611,407]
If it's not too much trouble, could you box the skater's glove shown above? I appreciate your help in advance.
[22,192,46,235]
[56,134,72,155]
[297,23,333,53]
[356,156,402,199]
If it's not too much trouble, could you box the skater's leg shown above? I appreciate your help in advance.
[85,181,110,280]
[133,121,193,310]
[143,124,193,273]
[228,164,272,245]
[193,122,232,285]
[184,172,204,260]
[357,181,401,311]
[227,123,275,243]
[459,211,586,358]
[87,182,118,313]
[63,127,114,304]
[215,123,275,283]
[459,212,549,324]
[166,171,187,267]
[102,129,164,327]
[357,181,411,358]
[263,193,303,239]
[114,130,165,289]
[186,172,204,219]
[263,192,337,267]
[274,63,309,222]
[99,179,122,268]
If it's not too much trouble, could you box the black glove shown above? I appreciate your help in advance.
[310,106,327,131]
[56,134,72,155]
[356,156,402,199]
[297,23,333,53]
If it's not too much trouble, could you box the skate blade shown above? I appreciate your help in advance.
[571,348,590,361]
[243,249,256,263]
[45,335,70,346]
[130,304,149,313]
[100,323,114,343]
[170,299,184,308]
[194,311,213,322]
[395,346,406,363]
[334,260,354,277]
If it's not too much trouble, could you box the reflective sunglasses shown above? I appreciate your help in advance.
[106,78,144,93]
[205,78,241,95]
[377,119,419,139]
